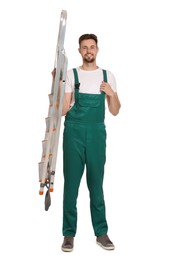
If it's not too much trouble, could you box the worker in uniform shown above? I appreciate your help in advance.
[53,33,121,252]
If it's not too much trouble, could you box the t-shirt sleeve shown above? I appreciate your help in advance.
[65,70,74,93]
[107,71,117,92]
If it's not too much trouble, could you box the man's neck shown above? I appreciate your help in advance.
[80,63,98,71]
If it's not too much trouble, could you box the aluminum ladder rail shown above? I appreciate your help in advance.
[38,10,67,210]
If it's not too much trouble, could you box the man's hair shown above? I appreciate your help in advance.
[79,34,98,46]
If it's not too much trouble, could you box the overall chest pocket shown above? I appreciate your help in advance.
[78,94,101,108]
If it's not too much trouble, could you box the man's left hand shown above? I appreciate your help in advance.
[100,82,114,97]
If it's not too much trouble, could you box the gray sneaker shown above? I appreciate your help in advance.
[61,236,74,252]
[96,234,115,250]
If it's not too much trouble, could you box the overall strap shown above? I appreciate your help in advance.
[102,69,107,97]
[102,69,108,83]
[73,68,80,105]
[73,68,80,89]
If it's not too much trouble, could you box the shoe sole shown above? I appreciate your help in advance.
[61,247,73,252]
[96,241,115,250]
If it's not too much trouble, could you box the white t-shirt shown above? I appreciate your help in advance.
[65,67,117,106]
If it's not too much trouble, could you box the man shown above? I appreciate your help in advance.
[53,34,121,252]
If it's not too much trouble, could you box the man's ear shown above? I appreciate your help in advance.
[78,48,81,53]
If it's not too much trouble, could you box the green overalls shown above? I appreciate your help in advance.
[63,68,108,237]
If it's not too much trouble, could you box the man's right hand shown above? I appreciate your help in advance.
[51,68,56,79]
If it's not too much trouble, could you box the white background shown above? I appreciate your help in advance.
[0,0,171,259]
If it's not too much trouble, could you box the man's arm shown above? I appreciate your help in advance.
[51,68,72,116]
[100,82,121,116]
[62,93,72,116]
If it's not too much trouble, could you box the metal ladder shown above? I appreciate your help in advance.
[38,10,67,210]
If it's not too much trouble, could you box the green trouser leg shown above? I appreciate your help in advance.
[63,122,108,237]
[63,123,86,236]
[86,123,108,236]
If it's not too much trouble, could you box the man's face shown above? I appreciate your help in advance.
[79,39,99,63]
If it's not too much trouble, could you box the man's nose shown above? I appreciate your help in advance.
[86,48,92,53]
